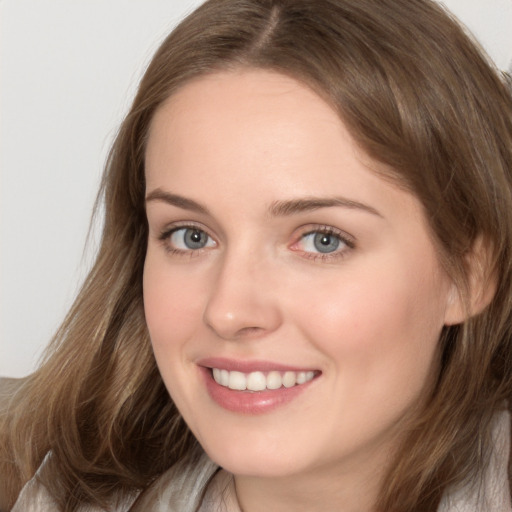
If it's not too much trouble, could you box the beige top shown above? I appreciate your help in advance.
[3,372,511,511]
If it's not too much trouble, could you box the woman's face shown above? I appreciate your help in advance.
[143,69,458,480]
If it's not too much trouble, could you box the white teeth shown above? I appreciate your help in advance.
[247,371,266,391]
[266,371,282,390]
[296,371,307,384]
[220,369,229,386]
[228,371,247,390]
[212,368,316,391]
[282,371,296,388]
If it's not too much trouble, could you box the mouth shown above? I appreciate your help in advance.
[198,359,321,414]
[211,368,317,391]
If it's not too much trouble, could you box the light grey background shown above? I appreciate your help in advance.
[1,0,512,378]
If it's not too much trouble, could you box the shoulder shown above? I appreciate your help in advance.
[439,409,512,512]
[8,454,59,512]
[130,451,219,511]
[9,453,139,512]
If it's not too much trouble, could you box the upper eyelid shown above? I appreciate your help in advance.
[294,224,356,246]
[157,223,217,250]
[151,216,227,243]
[159,221,213,238]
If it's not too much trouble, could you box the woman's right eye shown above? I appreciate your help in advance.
[162,227,216,252]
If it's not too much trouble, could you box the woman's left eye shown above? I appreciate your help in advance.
[164,227,216,252]
[292,229,354,259]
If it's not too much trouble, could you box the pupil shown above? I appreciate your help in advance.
[313,233,340,253]
[185,229,207,249]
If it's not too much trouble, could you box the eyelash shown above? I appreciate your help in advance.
[158,222,216,257]
[157,223,355,261]
[290,225,355,262]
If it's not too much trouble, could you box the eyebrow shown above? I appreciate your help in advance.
[269,197,383,218]
[145,188,382,218]
[145,188,210,215]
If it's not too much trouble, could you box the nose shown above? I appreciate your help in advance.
[203,250,282,340]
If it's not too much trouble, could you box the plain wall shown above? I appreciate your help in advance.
[1,0,512,378]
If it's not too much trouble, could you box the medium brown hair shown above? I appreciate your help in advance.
[2,0,512,510]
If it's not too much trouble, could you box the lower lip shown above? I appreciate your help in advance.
[200,367,316,414]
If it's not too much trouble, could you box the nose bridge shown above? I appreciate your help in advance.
[203,242,281,340]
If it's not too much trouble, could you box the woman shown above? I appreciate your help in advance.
[1,0,511,510]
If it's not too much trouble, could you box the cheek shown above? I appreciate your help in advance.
[143,252,206,358]
[292,257,447,400]
[142,252,212,428]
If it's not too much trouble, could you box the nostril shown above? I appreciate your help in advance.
[236,326,265,337]
[205,322,266,341]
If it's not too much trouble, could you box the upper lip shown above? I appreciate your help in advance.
[197,357,319,373]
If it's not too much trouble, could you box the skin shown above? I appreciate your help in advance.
[143,69,463,512]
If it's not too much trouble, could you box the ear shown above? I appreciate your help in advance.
[444,236,497,326]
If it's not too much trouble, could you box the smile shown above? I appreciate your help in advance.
[199,359,321,413]
[212,368,316,391]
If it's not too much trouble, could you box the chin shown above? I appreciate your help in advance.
[194,424,321,478]
[209,450,305,478]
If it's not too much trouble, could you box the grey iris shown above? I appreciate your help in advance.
[314,233,340,253]
[184,229,208,249]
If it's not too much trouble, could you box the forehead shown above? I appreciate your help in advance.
[144,69,423,226]
[147,69,363,185]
